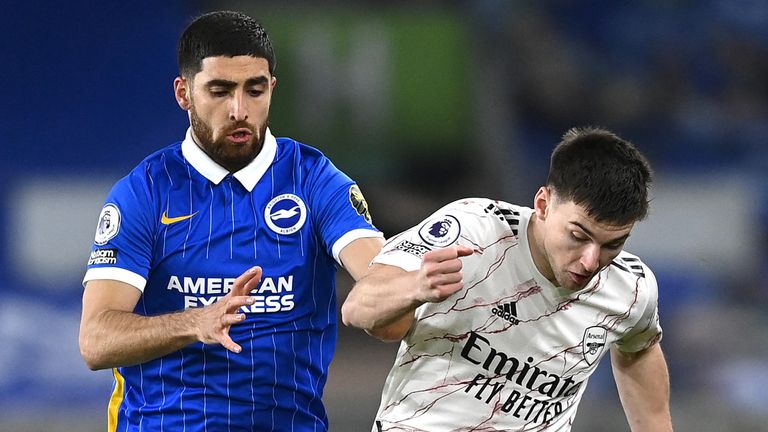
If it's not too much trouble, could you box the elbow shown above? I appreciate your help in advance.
[80,345,105,371]
[341,299,386,336]
[341,289,412,342]
[342,304,410,343]
[79,342,104,371]
[366,327,406,343]
[340,299,368,330]
[83,358,108,372]
[79,330,110,371]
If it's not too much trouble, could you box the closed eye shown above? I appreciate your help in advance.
[571,232,588,242]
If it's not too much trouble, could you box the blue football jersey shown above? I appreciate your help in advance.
[84,128,382,432]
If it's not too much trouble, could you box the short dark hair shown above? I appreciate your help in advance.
[546,126,653,224]
[177,10,276,79]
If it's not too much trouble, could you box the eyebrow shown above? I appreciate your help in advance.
[204,76,270,89]
[572,221,630,245]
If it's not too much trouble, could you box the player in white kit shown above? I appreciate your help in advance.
[342,127,672,431]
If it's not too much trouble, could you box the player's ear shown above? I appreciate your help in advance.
[266,75,277,98]
[174,76,192,111]
[533,186,551,220]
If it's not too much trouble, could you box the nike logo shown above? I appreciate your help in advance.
[161,211,198,225]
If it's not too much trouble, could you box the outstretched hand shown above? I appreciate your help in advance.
[195,266,262,353]
[415,245,474,303]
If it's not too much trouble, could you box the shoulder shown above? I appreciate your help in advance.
[274,136,344,175]
[434,198,529,225]
[275,136,327,162]
[128,141,183,179]
[112,141,183,196]
[435,197,509,213]
[135,140,183,168]
[611,250,652,280]
[417,198,528,244]
[275,137,357,192]
[608,250,659,298]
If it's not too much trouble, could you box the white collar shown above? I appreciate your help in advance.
[181,127,277,192]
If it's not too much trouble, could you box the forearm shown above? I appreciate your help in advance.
[343,246,473,341]
[342,270,422,332]
[612,344,673,431]
[80,308,201,370]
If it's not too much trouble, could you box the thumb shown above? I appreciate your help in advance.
[455,245,474,258]
[231,266,262,296]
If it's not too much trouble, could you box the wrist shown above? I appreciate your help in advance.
[179,307,204,343]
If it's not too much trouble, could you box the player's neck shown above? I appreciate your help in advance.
[527,216,556,283]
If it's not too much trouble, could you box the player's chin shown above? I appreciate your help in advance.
[223,138,255,153]
[218,149,255,170]
[559,272,587,291]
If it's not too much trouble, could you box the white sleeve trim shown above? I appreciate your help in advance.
[331,228,384,266]
[372,251,423,272]
[82,267,148,292]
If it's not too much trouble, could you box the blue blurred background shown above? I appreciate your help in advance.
[2,0,767,430]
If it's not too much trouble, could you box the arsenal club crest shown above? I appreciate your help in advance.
[582,326,607,365]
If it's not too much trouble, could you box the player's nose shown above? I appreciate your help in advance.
[580,244,600,273]
[229,90,249,121]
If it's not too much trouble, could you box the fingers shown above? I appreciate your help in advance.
[423,245,471,277]
[423,245,474,264]
[430,258,463,275]
[429,271,463,286]
[221,312,247,326]
[421,265,463,294]
[421,280,465,303]
[195,267,263,353]
[422,247,454,264]
[230,266,263,297]
[226,294,256,311]
[417,245,474,303]
[210,311,248,354]
[226,267,261,314]
[219,333,243,354]
[455,245,474,257]
[210,311,248,353]
[438,281,465,297]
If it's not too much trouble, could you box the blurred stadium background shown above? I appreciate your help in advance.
[3,0,768,430]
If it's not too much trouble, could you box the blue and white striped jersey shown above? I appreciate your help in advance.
[83,128,382,431]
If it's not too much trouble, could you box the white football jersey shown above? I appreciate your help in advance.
[371,198,662,432]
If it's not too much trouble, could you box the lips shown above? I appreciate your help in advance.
[226,128,253,144]
[568,271,590,286]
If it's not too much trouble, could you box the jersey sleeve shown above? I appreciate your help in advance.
[614,266,663,352]
[82,167,156,291]
[372,199,488,272]
[305,156,382,265]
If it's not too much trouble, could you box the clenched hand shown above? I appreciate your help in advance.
[415,245,474,303]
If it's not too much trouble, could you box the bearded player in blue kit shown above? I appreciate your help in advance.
[78,11,383,431]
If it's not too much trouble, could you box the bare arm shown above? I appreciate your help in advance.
[338,236,385,281]
[79,266,263,370]
[341,245,473,342]
[611,343,673,432]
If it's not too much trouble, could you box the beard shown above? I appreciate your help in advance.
[189,106,268,173]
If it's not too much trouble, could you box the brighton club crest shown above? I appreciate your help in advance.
[264,194,307,235]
